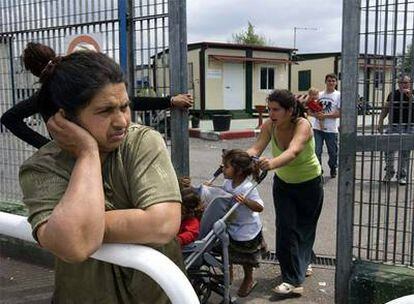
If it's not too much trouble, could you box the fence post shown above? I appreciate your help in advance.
[168,0,189,177]
[118,0,135,97]
[8,36,17,107]
[336,0,360,303]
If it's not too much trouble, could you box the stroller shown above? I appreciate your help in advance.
[184,164,268,304]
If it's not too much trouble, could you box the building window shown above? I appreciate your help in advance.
[298,70,311,91]
[260,67,275,90]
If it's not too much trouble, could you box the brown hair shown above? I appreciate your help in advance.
[23,42,56,77]
[180,187,203,220]
[325,73,338,82]
[267,89,306,122]
[222,149,260,182]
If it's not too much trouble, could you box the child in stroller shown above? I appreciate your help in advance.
[176,184,204,247]
[184,149,268,303]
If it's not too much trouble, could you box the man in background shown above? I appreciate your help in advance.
[309,73,341,178]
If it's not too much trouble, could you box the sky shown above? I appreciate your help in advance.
[187,0,343,53]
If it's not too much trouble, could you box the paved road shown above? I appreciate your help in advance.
[0,136,337,304]
[188,137,338,256]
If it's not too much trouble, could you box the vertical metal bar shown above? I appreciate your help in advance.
[17,0,22,32]
[118,0,128,79]
[336,0,360,302]
[410,4,414,268]
[400,0,412,266]
[366,0,382,262]
[368,1,381,262]
[391,0,401,265]
[162,13,167,96]
[126,0,135,98]
[138,1,144,96]
[7,36,16,107]
[61,0,65,27]
[168,0,189,177]
[357,0,370,260]
[376,0,389,262]
[70,0,75,26]
[11,0,17,32]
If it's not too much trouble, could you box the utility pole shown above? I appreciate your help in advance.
[293,26,318,50]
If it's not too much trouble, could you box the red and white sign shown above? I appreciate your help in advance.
[65,33,102,54]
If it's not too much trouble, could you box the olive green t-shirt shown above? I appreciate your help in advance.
[19,124,183,304]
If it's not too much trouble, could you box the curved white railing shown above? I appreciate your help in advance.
[385,295,414,304]
[0,212,199,304]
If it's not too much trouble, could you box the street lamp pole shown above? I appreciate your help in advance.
[293,26,318,50]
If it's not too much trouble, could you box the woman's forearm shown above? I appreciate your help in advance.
[103,202,181,245]
[271,150,298,169]
[39,151,105,262]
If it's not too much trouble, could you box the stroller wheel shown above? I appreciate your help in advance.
[191,277,212,304]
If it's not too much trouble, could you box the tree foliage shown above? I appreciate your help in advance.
[401,44,412,74]
[232,22,267,46]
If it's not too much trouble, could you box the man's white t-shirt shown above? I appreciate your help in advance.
[310,90,341,133]
[221,178,264,242]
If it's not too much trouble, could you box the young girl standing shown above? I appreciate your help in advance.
[221,149,265,298]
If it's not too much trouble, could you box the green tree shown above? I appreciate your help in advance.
[232,22,267,46]
[401,44,412,74]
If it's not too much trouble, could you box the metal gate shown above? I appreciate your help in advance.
[338,0,414,302]
[0,0,188,205]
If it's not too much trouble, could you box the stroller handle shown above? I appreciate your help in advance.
[206,165,223,184]
[257,170,268,183]
[212,165,223,178]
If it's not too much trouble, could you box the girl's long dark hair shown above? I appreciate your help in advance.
[222,149,260,182]
[267,89,306,122]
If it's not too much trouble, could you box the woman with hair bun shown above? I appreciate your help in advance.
[18,43,183,303]
[247,89,323,296]
[1,42,193,148]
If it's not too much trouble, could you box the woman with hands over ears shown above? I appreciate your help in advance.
[246,89,323,296]
[19,45,183,303]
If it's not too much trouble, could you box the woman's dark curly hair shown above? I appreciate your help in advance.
[267,89,306,122]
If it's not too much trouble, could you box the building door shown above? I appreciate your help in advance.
[223,63,245,110]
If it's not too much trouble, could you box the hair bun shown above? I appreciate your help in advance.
[23,42,56,78]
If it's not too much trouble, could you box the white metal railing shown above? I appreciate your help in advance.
[0,212,199,304]
[385,295,414,304]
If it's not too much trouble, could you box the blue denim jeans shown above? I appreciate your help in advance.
[314,129,338,171]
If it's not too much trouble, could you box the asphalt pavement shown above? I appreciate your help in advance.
[0,118,340,303]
